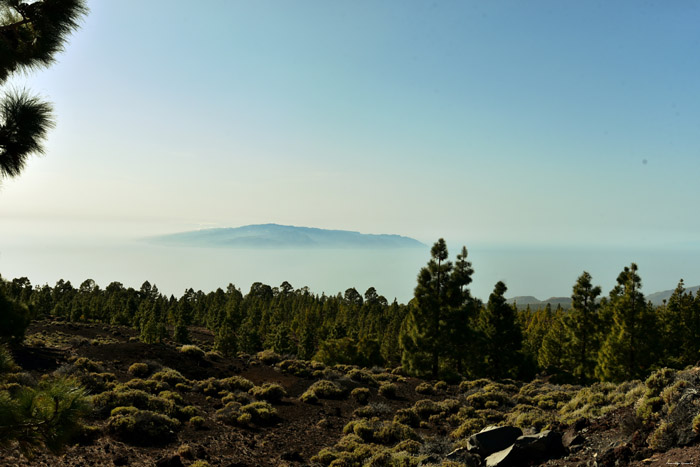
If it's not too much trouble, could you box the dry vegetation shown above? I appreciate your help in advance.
[2,320,700,466]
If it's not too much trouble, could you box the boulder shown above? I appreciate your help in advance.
[484,430,564,467]
[514,430,564,457]
[562,428,585,448]
[466,425,522,457]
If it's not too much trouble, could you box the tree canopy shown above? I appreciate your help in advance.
[0,0,87,180]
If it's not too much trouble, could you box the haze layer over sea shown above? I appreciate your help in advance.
[2,227,700,303]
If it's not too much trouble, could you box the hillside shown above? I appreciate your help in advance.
[149,224,426,249]
[3,321,700,466]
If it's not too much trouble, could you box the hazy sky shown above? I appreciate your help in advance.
[1,1,700,298]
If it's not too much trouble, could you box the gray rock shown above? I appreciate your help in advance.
[484,430,565,467]
[514,429,564,456]
[466,425,523,457]
[485,445,517,467]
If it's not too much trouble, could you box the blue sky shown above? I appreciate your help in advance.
[1,1,700,298]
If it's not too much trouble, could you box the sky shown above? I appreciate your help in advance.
[1,1,700,300]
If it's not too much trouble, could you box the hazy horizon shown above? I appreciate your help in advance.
[2,1,700,301]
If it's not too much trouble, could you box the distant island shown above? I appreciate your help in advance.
[148,224,426,249]
[508,284,700,309]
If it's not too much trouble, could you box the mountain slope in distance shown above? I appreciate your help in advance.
[149,224,426,249]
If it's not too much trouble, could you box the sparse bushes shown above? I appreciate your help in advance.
[127,362,150,377]
[257,349,282,364]
[215,401,277,426]
[107,408,180,445]
[378,382,398,399]
[249,383,287,403]
[150,368,189,386]
[179,344,205,359]
[415,382,435,395]
[351,387,371,405]
[343,418,418,445]
[91,387,175,418]
[301,380,346,403]
[189,415,206,429]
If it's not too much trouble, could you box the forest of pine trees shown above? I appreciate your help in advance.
[2,239,700,384]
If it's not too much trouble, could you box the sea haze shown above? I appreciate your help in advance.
[1,225,700,303]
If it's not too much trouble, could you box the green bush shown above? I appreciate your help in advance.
[215,400,277,426]
[123,378,169,394]
[91,388,175,418]
[249,383,287,403]
[189,415,206,429]
[150,368,189,386]
[277,359,314,377]
[0,345,18,374]
[347,369,379,387]
[351,387,371,404]
[394,408,421,427]
[415,382,435,395]
[301,380,346,402]
[343,418,418,445]
[107,408,180,445]
[257,349,282,364]
[127,362,150,377]
[378,382,398,399]
[179,345,205,359]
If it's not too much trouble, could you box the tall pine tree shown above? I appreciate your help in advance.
[596,263,658,382]
[400,239,475,378]
[563,271,602,383]
[477,281,522,379]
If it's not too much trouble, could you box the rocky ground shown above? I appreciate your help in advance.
[1,320,699,466]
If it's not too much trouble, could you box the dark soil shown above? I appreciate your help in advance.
[2,320,700,466]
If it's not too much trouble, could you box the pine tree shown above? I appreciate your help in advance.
[596,263,658,382]
[562,271,602,383]
[477,281,522,379]
[0,0,88,181]
[400,239,475,378]
[538,309,567,374]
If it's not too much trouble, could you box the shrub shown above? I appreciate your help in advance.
[433,381,448,392]
[351,387,371,404]
[222,391,251,405]
[256,349,282,364]
[343,418,418,445]
[459,378,492,392]
[0,345,18,374]
[221,375,255,392]
[127,362,150,377]
[394,408,421,427]
[413,399,442,419]
[249,383,287,403]
[415,382,435,395]
[107,409,180,445]
[189,415,206,429]
[378,382,398,399]
[277,359,313,378]
[123,378,169,394]
[354,402,391,418]
[215,401,277,426]
[179,345,205,359]
[158,390,183,405]
[92,388,175,418]
[301,380,346,402]
[347,369,379,387]
[150,368,188,386]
